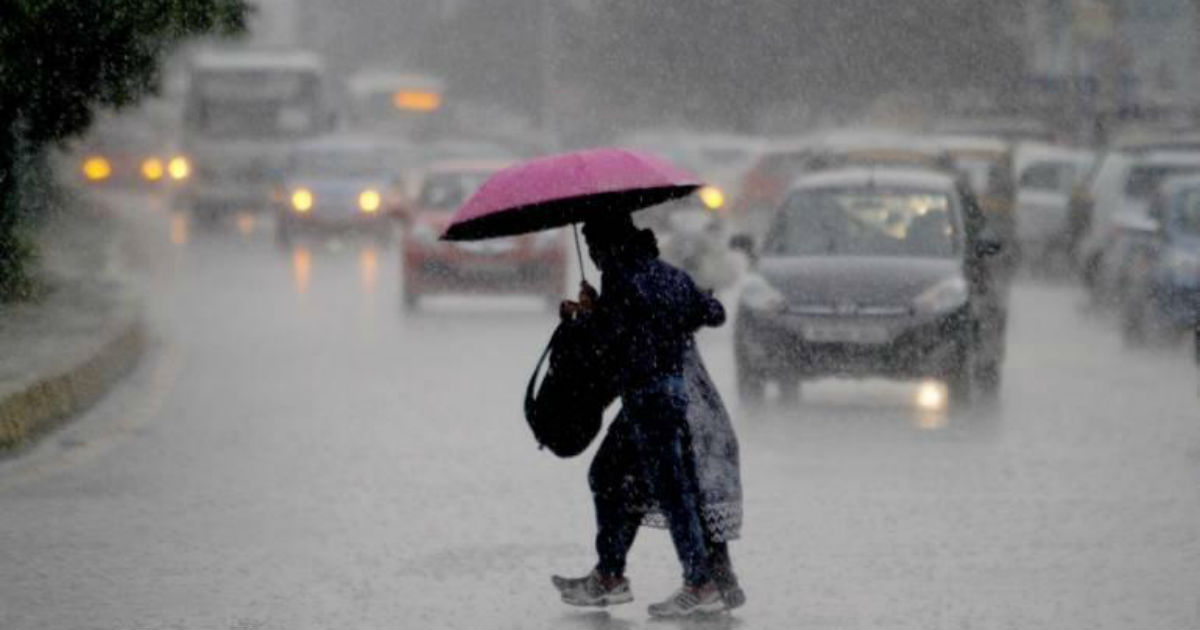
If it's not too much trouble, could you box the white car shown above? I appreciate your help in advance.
[1012,143,1094,268]
[1077,149,1200,303]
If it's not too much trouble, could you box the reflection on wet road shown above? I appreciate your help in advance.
[1,193,1198,629]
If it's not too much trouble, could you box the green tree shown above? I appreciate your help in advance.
[0,0,248,301]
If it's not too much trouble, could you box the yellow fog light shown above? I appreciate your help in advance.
[141,158,164,181]
[698,185,725,210]
[358,189,381,214]
[82,156,112,181]
[167,156,190,181]
[291,188,314,213]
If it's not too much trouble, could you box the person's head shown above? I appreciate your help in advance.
[582,213,642,271]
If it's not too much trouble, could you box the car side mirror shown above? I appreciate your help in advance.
[975,235,1004,258]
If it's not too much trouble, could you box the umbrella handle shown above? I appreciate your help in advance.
[573,223,586,285]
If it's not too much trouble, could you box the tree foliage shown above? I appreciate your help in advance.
[0,0,248,301]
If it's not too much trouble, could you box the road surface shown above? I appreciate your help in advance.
[2,192,1198,629]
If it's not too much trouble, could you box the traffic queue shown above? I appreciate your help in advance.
[60,43,1200,407]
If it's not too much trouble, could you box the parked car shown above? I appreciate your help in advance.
[1012,143,1095,270]
[1117,174,1200,345]
[401,160,566,309]
[1073,149,1200,305]
[275,135,407,246]
[733,166,1007,407]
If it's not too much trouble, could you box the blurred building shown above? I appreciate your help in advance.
[1021,0,1200,135]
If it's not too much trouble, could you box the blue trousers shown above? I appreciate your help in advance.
[589,378,711,586]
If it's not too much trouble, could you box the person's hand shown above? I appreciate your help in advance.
[578,281,598,311]
[559,281,598,322]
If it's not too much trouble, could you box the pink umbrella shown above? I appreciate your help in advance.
[440,147,701,243]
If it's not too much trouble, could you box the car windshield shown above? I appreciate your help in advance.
[1175,188,1200,237]
[186,70,323,139]
[766,188,959,258]
[1126,163,1200,199]
[419,172,492,209]
[291,150,390,178]
[1020,161,1072,192]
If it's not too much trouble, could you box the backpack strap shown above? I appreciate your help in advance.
[524,327,562,449]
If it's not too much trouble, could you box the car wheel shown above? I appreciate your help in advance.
[946,341,974,409]
[975,360,1002,402]
[1120,291,1149,347]
[402,290,419,311]
[777,378,801,405]
[737,366,765,405]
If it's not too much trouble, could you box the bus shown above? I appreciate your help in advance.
[176,48,337,222]
[345,70,446,139]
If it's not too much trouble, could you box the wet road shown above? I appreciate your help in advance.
[2,192,1199,629]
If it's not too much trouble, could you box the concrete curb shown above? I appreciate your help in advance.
[0,317,145,450]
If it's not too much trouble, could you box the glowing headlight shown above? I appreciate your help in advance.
[141,158,164,181]
[740,273,786,313]
[291,188,314,213]
[698,185,725,211]
[82,156,112,181]
[359,189,382,214]
[913,275,968,315]
[167,156,190,181]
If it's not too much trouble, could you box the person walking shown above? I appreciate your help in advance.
[551,214,744,618]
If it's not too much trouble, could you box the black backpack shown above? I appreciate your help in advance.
[524,321,617,457]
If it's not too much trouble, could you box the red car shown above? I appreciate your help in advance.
[401,160,568,309]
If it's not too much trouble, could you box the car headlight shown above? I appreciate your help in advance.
[1166,248,1200,281]
[913,275,968,315]
[140,158,164,181]
[167,156,190,181]
[82,156,111,181]
[291,188,314,213]
[531,229,562,251]
[410,222,439,244]
[739,273,786,313]
[359,189,382,214]
[698,185,725,211]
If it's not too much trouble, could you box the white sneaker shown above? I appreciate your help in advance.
[647,583,726,618]
[552,570,633,607]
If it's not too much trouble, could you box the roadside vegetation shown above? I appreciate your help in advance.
[0,0,247,301]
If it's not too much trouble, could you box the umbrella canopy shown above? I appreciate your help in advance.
[440,147,701,242]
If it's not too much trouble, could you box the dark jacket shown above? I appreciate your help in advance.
[585,246,726,394]
[583,236,742,541]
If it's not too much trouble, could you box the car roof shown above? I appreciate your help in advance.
[347,71,444,94]
[423,159,513,175]
[1111,129,1200,152]
[293,134,410,153]
[934,134,1009,155]
[789,166,958,193]
[1131,150,1200,167]
[191,48,324,72]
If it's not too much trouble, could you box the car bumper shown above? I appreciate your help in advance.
[179,182,274,213]
[283,210,387,230]
[404,248,566,295]
[736,306,970,378]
